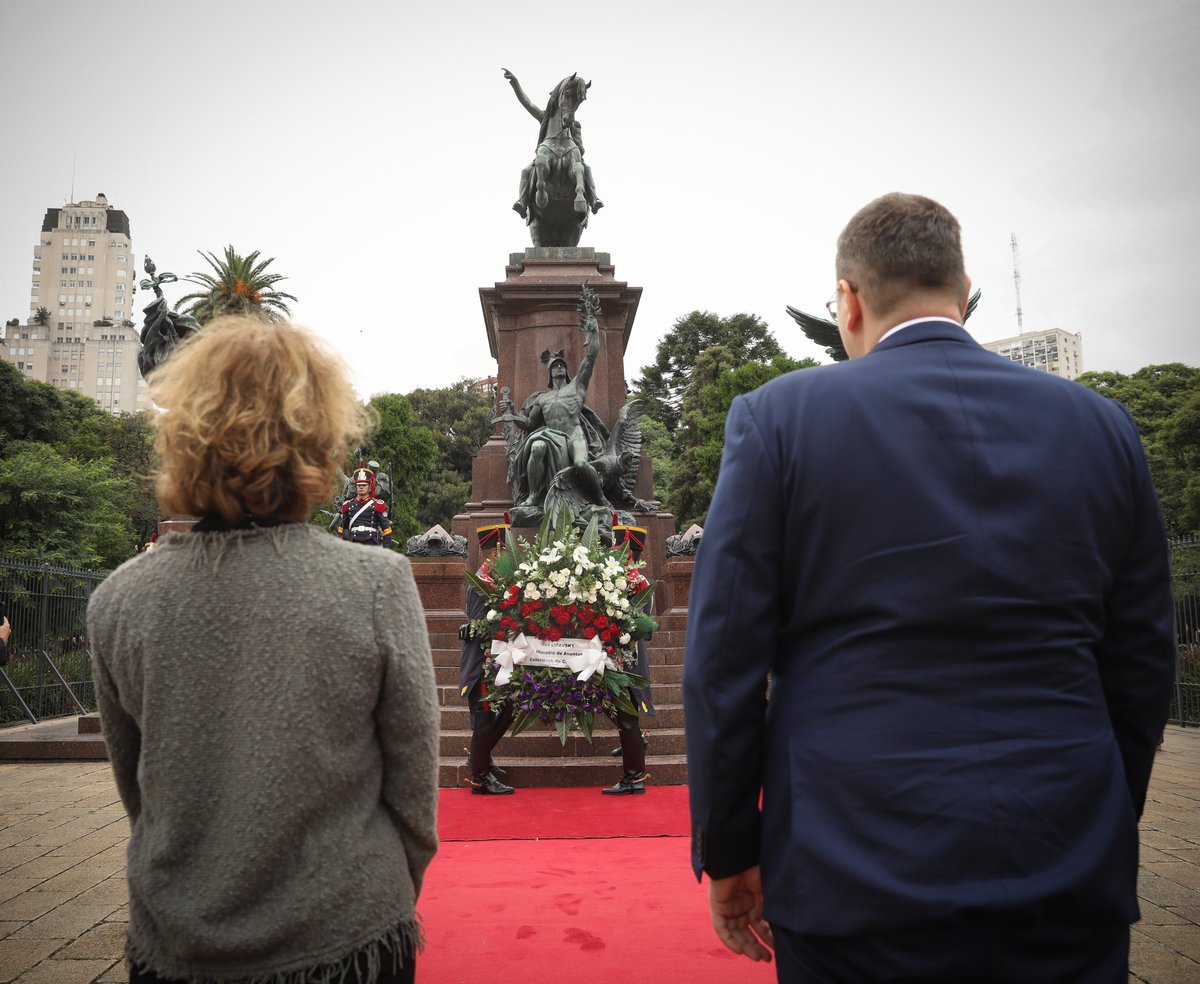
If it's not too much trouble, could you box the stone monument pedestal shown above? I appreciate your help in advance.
[454,246,658,567]
[432,248,694,788]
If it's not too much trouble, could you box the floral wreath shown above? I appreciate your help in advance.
[465,511,656,744]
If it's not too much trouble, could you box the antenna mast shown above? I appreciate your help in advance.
[1011,233,1024,332]
[70,151,76,204]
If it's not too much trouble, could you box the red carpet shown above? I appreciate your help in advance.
[437,785,691,841]
[420,787,776,983]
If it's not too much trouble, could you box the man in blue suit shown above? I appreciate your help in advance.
[683,192,1175,983]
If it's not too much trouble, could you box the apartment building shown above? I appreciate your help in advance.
[981,328,1084,380]
[2,193,149,413]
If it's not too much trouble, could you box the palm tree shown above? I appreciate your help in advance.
[174,245,298,325]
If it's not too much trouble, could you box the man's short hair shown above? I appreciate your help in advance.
[836,193,966,318]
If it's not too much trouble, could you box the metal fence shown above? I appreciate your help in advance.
[1170,535,1200,727]
[1,555,108,726]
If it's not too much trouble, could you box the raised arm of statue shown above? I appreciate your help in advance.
[573,284,602,394]
[575,315,600,395]
[503,67,543,123]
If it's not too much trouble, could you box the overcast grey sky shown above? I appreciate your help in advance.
[2,0,1196,398]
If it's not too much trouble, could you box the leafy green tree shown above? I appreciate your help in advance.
[634,311,784,435]
[59,411,160,546]
[1,366,162,562]
[0,443,136,568]
[666,351,817,527]
[1077,363,1200,535]
[174,245,297,325]
[358,394,438,544]
[405,381,495,529]
[0,361,110,451]
[639,415,674,505]
[1163,390,1200,534]
[33,307,50,327]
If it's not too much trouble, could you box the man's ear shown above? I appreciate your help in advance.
[840,279,862,335]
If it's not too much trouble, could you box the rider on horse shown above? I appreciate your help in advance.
[504,69,603,228]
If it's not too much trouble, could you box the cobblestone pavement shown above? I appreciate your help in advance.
[1,726,1198,983]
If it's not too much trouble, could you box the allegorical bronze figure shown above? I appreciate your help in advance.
[787,289,983,362]
[137,257,202,380]
[496,284,650,533]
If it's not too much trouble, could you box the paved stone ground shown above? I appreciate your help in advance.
[0,727,1198,983]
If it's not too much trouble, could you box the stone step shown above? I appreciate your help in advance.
[439,702,684,731]
[438,753,688,788]
[439,727,685,759]
[645,629,686,649]
[435,681,683,706]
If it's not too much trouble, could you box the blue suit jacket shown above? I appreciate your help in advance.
[683,319,1175,935]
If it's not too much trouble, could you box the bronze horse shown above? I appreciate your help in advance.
[505,69,603,247]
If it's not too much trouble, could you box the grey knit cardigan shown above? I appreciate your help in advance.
[87,523,439,983]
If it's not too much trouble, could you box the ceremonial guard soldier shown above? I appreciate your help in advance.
[460,520,516,794]
[603,523,655,795]
[337,466,393,548]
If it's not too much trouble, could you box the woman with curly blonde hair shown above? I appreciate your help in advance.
[87,317,438,984]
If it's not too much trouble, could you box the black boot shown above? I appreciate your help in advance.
[603,716,648,793]
[471,771,515,795]
[461,756,508,778]
[601,770,648,795]
[469,702,515,793]
[609,734,649,757]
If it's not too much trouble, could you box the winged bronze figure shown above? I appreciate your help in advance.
[787,289,982,362]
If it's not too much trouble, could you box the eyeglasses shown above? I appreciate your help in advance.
[825,289,839,320]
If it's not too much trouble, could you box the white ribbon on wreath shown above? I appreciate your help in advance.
[565,635,613,682]
[490,633,532,686]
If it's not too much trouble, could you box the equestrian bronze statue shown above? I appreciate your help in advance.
[504,68,603,247]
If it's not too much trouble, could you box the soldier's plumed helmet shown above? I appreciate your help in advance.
[612,524,647,559]
[476,522,510,551]
[352,466,375,496]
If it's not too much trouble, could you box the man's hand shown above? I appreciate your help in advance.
[0,617,10,645]
[708,866,774,962]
